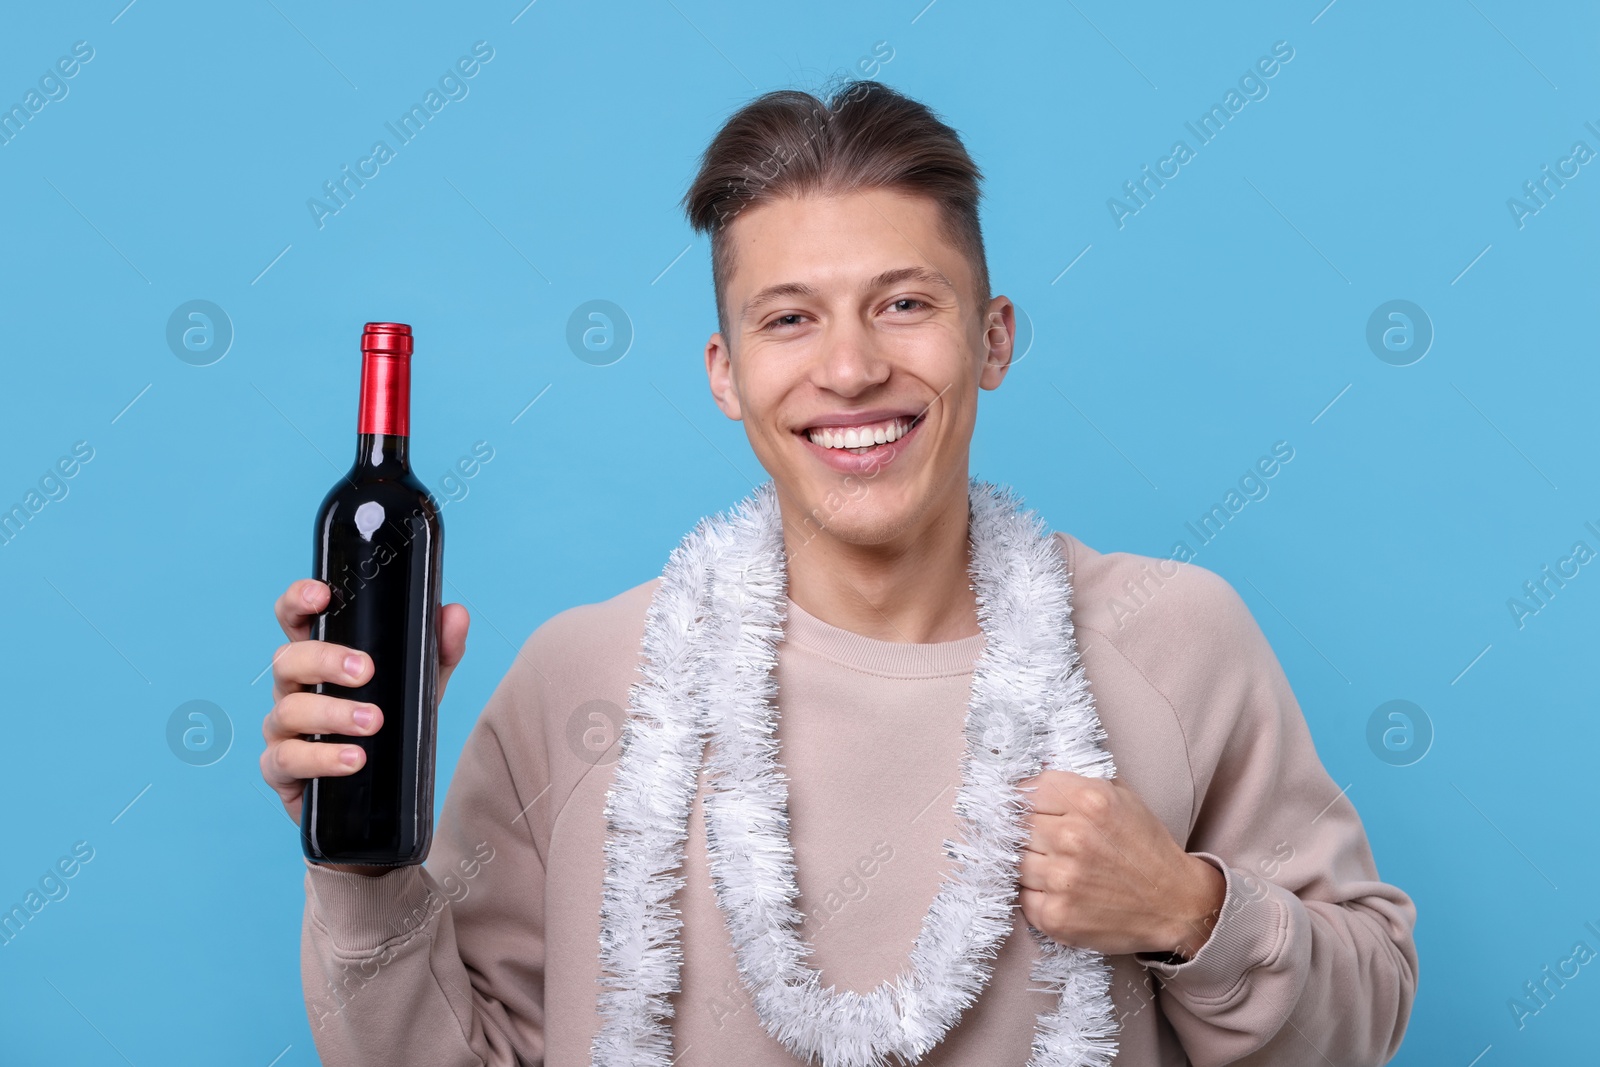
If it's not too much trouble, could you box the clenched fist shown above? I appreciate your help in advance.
[1017,770,1225,960]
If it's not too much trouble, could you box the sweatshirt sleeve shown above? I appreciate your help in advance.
[300,635,550,1066]
[1119,564,1419,1067]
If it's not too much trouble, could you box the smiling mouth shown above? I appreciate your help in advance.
[800,412,927,454]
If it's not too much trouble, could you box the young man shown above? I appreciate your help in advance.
[265,81,1417,1066]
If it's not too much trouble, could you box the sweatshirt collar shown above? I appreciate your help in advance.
[780,595,986,678]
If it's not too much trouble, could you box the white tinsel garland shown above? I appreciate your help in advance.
[592,478,1120,1067]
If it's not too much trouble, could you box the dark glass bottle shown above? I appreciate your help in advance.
[302,322,443,867]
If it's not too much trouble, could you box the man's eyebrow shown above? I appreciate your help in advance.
[740,266,956,323]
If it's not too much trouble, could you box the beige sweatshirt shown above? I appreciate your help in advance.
[300,531,1418,1066]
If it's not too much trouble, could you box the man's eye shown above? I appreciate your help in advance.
[889,298,926,313]
[766,314,804,330]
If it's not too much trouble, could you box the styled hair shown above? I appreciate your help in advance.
[679,78,990,340]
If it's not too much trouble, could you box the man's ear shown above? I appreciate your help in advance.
[979,296,1016,390]
[705,332,743,421]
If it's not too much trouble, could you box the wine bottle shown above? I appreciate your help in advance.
[302,321,443,867]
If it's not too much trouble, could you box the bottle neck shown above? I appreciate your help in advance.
[356,348,411,471]
[356,326,416,470]
[358,350,410,435]
[354,432,410,471]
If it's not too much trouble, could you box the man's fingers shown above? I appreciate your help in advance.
[263,690,383,742]
[275,579,329,642]
[1018,849,1054,892]
[262,736,366,788]
[1022,809,1063,856]
[273,586,465,699]
[1019,769,1084,816]
[437,603,470,695]
[1019,769,1122,819]
[440,603,469,668]
[270,640,372,702]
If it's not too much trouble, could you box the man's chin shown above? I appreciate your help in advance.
[778,478,919,548]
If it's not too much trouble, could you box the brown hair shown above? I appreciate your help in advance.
[680,78,990,340]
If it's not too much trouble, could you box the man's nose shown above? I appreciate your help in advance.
[815,319,891,394]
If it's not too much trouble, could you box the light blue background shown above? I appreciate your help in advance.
[1,1,1595,1063]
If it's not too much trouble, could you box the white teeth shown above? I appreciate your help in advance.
[806,417,916,450]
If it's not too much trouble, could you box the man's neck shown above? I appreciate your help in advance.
[779,486,979,645]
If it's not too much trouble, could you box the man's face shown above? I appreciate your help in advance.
[704,187,1014,552]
